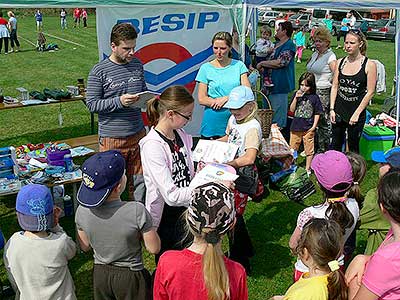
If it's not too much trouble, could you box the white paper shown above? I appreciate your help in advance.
[131,91,160,110]
[192,140,238,163]
[28,158,48,169]
[189,163,238,189]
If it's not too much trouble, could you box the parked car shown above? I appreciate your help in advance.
[367,19,396,42]
[258,10,281,27]
[289,13,311,31]
[310,8,368,35]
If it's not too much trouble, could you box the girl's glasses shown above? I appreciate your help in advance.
[174,110,191,121]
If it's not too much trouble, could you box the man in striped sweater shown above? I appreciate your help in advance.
[86,22,147,202]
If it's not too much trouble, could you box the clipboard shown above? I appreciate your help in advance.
[132,91,160,110]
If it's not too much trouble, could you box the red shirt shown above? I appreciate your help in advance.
[154,249,248,300]
[73,8,81,18]
[0,18,8,25]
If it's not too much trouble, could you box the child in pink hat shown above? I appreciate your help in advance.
[288,150,360,281]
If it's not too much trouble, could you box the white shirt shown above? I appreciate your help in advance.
[294,198,360,272]
[306,49,336,89]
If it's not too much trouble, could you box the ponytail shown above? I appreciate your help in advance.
[327,269,348,300]
[345,152,367,208]
[326,201,354,235]
[145,85,194,127]
[146,96,160,127]
[202,240,230,300]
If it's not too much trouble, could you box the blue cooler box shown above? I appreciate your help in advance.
[359,126,395,160]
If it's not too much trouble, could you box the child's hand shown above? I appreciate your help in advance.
[53,206,63,226]
[307,126,316,133]
[295,90,304,98]
[345,254,370,286]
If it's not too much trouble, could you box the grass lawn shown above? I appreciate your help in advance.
[0,12,396,299]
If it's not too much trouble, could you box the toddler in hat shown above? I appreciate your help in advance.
[154,182,248,300]
[219,85,262,273]
[75,150,160,300]
[3,184,77,300]
[288,150,359,281]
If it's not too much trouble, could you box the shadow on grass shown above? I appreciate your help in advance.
[247,197,302,279]
[0,123,95,147]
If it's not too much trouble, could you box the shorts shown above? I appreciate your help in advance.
[290,130,315,156]
[93,264,152,300]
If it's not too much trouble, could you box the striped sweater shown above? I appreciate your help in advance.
[86,57,147,137]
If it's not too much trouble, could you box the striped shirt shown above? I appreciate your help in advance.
[86,58,147,137]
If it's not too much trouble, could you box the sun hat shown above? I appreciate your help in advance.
[16,184,54,232]
[187,182,235,244]
[311,150,353,192]
[371,147,400,169]
[224,85,255,109]
[77,150,125,208]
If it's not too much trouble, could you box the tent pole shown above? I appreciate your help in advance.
[396,9,400,143]
[241,2,247,61]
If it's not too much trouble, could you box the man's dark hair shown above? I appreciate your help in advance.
[280,21,294,38]
[110,23,137,46]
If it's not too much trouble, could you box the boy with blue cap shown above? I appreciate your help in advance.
[75,150,160,300]
[3,184,77,300]
[359,147,400,254]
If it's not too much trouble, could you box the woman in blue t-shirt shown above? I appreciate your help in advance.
[196,31,250,139]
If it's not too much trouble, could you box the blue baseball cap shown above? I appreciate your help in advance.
[224,86,255,109]
[371,147,400,168]
[77,150,126,208]
[16,184,54,232]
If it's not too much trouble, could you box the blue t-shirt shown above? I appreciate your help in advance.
[35,12,43,22]
[294,32,306,47]
[195,59,248,137]
[290,93,323,132]
[341,18,351,31]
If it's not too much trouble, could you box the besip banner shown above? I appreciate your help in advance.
[96,6,233,135]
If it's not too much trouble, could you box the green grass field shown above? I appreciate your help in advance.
[0,12,396,299]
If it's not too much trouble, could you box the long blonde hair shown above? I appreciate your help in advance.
[187,182,236,300]
[201,230,230,300]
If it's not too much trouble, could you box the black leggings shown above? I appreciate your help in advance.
[331,119,364,153]
[337,30,348,42]
[0,37,9,53]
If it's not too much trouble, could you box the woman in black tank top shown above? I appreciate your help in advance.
[329,30,377,153]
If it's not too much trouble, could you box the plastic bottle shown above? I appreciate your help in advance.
[63,195,73,216]
[64,154,74,172]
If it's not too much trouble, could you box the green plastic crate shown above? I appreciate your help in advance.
[359,126,395,160]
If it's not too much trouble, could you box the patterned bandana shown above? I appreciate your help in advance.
[188,182,235,244]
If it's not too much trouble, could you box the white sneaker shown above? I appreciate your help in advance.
[300,150,306,157]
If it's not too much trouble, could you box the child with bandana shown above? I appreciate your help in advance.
[154,182,248,300]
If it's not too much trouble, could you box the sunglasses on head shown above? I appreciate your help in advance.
[349,29,362,36]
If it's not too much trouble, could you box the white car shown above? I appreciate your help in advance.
[258,10,281,27]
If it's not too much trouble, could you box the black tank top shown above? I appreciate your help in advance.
[335,57,368,123]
